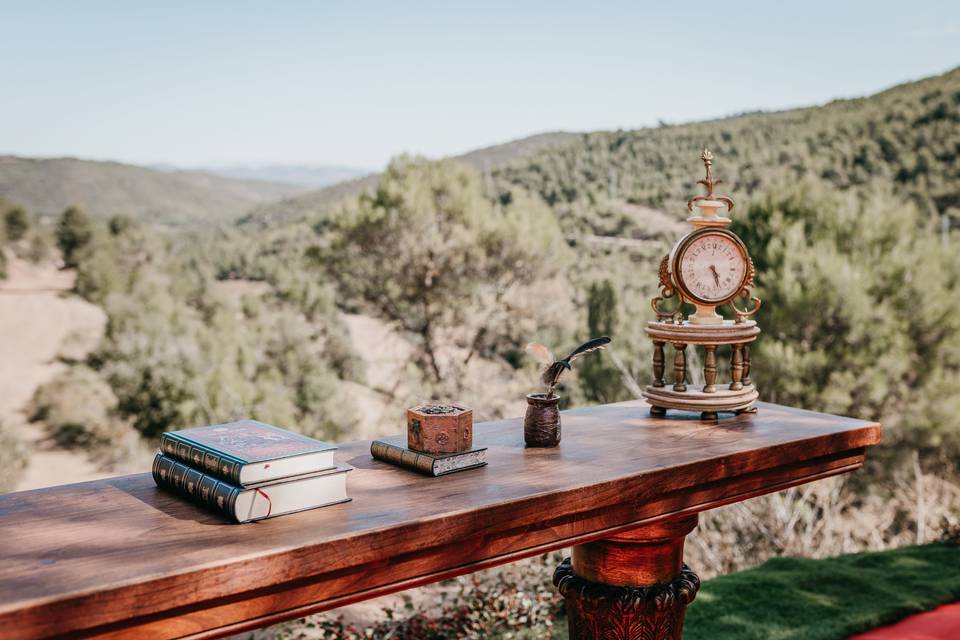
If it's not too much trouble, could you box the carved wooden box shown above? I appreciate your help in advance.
[407,404,473,454]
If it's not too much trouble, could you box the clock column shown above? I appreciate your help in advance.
[703,345,717,392]
[730,345,744,391]
[672,344,687,392]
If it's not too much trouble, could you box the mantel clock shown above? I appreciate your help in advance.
[643,149,761,419]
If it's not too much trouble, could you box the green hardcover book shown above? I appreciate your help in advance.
[370,435,487,476]
[152,453,351,523]
[159,419,337,487]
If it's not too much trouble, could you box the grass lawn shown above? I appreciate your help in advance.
[547,544,960,639]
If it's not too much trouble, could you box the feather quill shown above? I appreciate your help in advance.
[562,336,611,363]
[525,342,555,366]
[535,336,612,393]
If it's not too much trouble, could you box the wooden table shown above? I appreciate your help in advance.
[0,400,880,639]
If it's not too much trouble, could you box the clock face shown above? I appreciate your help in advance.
[676,231,748,304]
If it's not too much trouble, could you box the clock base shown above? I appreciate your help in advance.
[643,384,758,415]
[688,304,724,325]
[645,319,759,345]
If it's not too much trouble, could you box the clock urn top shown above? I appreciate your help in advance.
[686,149,735,228]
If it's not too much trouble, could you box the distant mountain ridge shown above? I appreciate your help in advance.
[0,156,311,227]
[242,131,581,226]
[156,163,371,189]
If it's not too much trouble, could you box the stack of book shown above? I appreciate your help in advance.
[152,419,351,523]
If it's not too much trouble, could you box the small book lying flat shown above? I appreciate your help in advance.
[153,453,351,523]
[159,419,337,486]
[370,434,487,476]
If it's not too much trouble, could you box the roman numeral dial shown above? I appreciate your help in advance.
[674,230,748,304]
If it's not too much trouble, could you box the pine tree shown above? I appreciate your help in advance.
[56,206,94,268]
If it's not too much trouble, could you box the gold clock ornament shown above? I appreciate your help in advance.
[643,149,761,419]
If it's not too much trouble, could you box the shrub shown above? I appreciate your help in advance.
[3,206,30,242]
[32,366,123,449]
[267,553,563,640]
[26,226,52,262]
[56,206,94,268]
[108,214,134,236]
[74,236,127,304]
[0,421,28,492]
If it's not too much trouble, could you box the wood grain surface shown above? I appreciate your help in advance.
[0,400,880,639]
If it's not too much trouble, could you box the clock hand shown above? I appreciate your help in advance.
[710,265,720,287]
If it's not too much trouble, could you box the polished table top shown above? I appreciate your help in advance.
[0,400,880,639]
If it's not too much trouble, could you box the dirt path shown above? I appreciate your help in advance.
[0,253,110,491]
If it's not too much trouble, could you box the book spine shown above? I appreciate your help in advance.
[370,440,439,476]
[159,434,245,485]
[152,453,241,522]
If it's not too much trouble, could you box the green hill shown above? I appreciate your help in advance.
[243,67,960,240]
[490,66,960,235]
[0,156,309,227]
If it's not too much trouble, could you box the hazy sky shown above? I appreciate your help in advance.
[1,1,957,170]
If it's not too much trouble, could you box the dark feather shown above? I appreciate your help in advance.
[540,336,612,390]
[561,336,611,364]
[540,361,569,389]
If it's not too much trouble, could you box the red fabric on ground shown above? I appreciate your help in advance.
[850,602,960,639]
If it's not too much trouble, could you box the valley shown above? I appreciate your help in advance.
[0,156,311,227]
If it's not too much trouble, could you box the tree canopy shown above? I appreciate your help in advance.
[732,182,960,452]
[317,157,573,393]
[56,206,94,268]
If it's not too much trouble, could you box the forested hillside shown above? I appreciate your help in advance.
[0,156,307,227]
[491,66,960,237]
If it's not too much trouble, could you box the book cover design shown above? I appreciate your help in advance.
[170,420,332,462]
[370,435,487,476]
[153,453,239,520]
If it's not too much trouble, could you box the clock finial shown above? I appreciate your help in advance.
[687,148,735,213]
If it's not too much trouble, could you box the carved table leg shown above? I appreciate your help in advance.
[652,341,666,388]
[554,516,701,640]
[672,344,687,392]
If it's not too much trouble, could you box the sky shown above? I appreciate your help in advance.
[1,1,958,171]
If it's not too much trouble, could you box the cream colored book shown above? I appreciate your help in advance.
[153,453,351,523]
